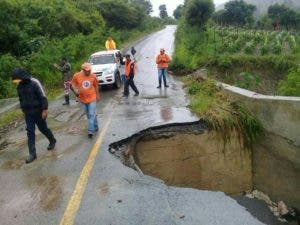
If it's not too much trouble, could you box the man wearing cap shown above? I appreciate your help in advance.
[123,54,139,97]
[155,48,171,88]
[71,63,100,138]
[11,68,56,164]
[53,57,72,105]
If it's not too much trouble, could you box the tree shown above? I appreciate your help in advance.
[256,15,273,30]
[212,10,227,25]
[173,4,184,20]
[159,4,168,19]
[268,4,299,30]
[99,0,145,29]
[184,0,214,28]
[131,0,152,15]
[224,0,256,26]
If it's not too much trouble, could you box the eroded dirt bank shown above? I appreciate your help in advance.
[109,121,252,195]
[253,132,300,209]
[109,121,299,209]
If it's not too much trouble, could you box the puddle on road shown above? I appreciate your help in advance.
[1,159,24,170]
[99,183,110,196]
[35,176,62,211]
[160,106,173,122]
[142,95,168,100]
[66,126,86,135]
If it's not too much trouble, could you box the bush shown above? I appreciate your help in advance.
[235,72,262,90]
[278,68,300,96]
[244,41,255,54]
[0,54,21,98]
[216,55,232,71]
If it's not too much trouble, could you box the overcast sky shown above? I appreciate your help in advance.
[150,0,229,17]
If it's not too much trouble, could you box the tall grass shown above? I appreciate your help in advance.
[183,77,263,147]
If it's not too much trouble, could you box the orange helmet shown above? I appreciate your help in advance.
[81,63,91,71]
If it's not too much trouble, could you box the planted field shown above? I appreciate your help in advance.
[215,27,299,56]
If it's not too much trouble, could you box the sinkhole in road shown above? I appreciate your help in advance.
[109,120,252,195]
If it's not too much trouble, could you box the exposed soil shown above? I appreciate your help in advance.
[109,121,252,195]
[109,122,299,224]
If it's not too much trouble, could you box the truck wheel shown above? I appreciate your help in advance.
[113,72,121,89]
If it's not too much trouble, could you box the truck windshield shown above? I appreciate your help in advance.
[89,54,115,65]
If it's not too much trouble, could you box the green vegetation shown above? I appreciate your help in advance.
[0,109,23,130]
[184,77,263,146]
[214,27,300,56]
[185,0,215,29]
[0,0,163,99]
[171,0,300,96]
[214,1,300,30]
[213,0,256,26]
[278,68,300,96]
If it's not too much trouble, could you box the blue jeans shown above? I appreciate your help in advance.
[121,74,126,84]
[158,68,168,86]
[82,101,98,134]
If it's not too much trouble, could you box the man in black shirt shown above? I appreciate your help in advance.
[12,68,56,164]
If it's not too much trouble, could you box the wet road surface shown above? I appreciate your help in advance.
[0,26,266,225]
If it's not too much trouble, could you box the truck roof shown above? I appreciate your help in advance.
[91,50,120,56]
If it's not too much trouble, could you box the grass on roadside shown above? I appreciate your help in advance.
[0,86,61,130]
[182,77,263,147]
[0,109,23,131]
[47,87,64,101]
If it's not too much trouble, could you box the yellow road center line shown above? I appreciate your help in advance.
[59,116,113,225]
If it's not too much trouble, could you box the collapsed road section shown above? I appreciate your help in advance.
[109,120,252,195]
[108,120,299,224]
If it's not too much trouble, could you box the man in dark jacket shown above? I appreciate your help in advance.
[12,68,56,164]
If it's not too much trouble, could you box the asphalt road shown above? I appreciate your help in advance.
[0,26,267,225]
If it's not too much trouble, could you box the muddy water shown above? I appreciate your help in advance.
[35,176,62,211]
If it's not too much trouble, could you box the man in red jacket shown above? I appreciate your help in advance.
[155,48,171,88]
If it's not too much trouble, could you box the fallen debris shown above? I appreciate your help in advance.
[245,190,299,224]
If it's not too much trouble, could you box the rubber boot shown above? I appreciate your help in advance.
[63,95,69,105]
[26,145,37,164]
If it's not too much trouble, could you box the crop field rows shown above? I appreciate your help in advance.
[214,27,299,56]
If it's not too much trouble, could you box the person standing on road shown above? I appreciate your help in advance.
[11,68,56,164]
[105,37,116,50]
[123,54,139,97]
[71,63,100,138]
[156,48,171,88]
[123,54,140,97]
[131,46,137,60]
[53,57,72,105]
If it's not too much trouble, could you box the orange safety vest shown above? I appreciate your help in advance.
[156,53,171,68]
[124,61,135,77]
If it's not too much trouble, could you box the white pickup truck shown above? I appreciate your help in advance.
[88,50,123,89]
